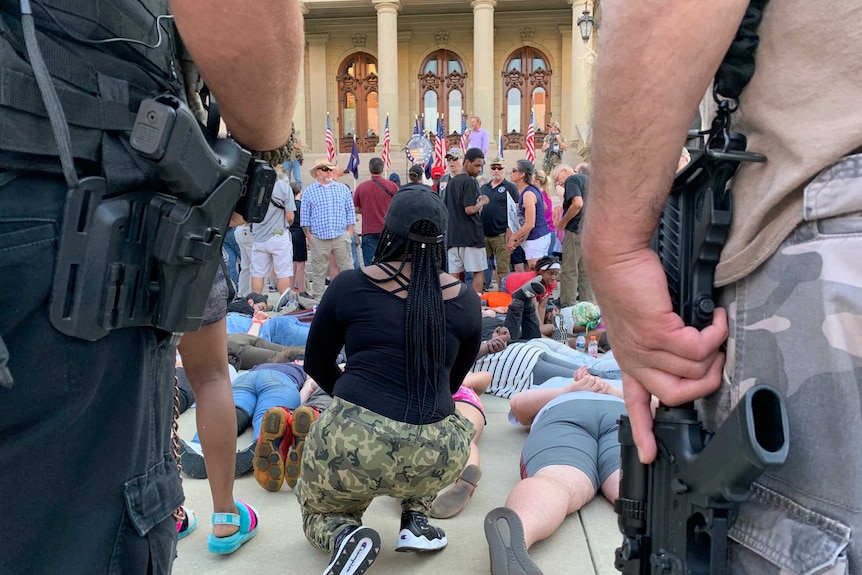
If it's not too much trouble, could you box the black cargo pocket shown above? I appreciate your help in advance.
[123,458,184,537]
[729,482,851,575]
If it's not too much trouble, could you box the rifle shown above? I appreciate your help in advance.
[613,107,789,575]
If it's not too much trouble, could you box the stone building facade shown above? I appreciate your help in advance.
[292,0,599,165]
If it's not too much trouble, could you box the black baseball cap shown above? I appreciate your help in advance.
[408,164,424,179]
[384,189,447,244]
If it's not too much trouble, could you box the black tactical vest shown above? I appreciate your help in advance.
[0,0,179,174]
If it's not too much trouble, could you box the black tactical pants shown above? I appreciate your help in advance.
[0,172,182,574]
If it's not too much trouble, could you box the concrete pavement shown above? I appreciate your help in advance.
[173,394,621,575]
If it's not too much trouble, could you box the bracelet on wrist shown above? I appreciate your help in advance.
[252,319,264,325]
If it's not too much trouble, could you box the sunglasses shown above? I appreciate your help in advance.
[318,167,332,172]
[446,157,459,161]
[511,168,522,173]
[490,166,504,170]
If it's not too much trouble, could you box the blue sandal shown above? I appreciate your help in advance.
[207,500,259,554]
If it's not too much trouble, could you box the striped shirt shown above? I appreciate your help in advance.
[300,181,356,240]
[473,342,545,398]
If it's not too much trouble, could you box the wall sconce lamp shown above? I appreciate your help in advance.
[577,2,595,43]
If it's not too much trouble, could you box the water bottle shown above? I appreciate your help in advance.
[588,336,599,358]
[575,333,586,353]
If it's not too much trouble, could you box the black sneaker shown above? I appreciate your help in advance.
[517,280,546,300]
[395,511,447,552]
[322,525,380,575]
[178,439,207,479]
[235,440,256,477]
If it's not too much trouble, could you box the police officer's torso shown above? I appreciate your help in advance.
[0,0,179,174]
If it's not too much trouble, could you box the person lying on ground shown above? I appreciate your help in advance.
[177,349,329,480]
[484,367,629,575]
[473,319,621,397]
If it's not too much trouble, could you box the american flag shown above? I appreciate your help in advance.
[434,115,446,172]
[325,113,336,163]
[525,109,536,163]
[381,114,391,173]
[460,113,468,154]
[424,116,438,178]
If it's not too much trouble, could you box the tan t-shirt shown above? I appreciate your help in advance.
[715,2,862,286]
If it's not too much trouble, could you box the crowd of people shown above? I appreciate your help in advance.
[162,135,625,575]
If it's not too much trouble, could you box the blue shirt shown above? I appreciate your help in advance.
[518,185,550,240]
[300,180,356,240]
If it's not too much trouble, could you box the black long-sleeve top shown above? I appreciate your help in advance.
[304,269,482,424]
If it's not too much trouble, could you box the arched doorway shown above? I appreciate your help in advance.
[337,52,380,153]
[501,46,552,150]
[418,49,467,149]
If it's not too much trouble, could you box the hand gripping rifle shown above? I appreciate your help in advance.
[612,104,789,575]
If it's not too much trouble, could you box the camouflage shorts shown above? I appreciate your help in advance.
[295,396,474,552]
[701,154,862,575]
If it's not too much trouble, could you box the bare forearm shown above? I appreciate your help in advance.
[170,0,303,150]
[509,387,568,426]
[559,201,581,227]
[585,0,747,259]
[601,380,625,400]
[512,222,534,245]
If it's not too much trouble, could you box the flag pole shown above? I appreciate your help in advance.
[386,113,389,178]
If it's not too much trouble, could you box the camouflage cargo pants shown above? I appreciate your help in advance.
[702,154,862,575]
[295,397,475,553]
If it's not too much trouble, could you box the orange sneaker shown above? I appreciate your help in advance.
[285,406,320,489]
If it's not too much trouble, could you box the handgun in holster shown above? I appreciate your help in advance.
[49,94,275,340]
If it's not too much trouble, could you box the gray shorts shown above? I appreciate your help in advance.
[520,399,626,490]
[447,246,488,273]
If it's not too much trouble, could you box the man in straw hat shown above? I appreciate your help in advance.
[300,159,356,300]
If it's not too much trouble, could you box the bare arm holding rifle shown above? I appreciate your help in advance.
[582,0,747,463]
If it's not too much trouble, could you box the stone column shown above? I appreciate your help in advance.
[292,2,308,144]
[398,31,412,145]
[306,33,328,153]
[374,0,401,149]
[558,26,573,149]
[570,0,596,155]
[471,0,496,147]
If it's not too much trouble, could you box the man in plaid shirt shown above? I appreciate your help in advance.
[300,159,356,299]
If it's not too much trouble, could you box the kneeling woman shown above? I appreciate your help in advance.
[299,189,482,575]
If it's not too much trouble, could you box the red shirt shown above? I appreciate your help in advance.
[353,175,399,235]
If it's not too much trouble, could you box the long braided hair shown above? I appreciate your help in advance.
[368,220,447,420]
